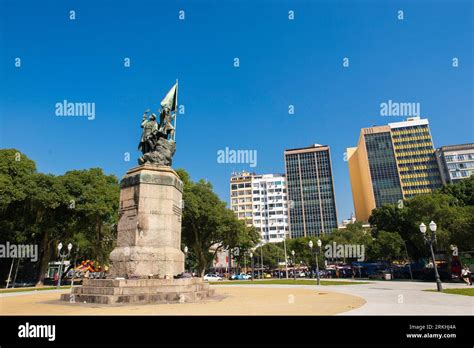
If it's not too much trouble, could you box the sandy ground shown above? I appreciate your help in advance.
[0,286,365,315]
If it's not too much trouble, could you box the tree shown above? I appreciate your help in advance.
[439,176,474,206]
[253,243,285,269]
[0,149,36,210]
[369,201,426,260]
[230,224,260,269]
[61,169,119,266]
[0,149,120,286]
[0,149,71,286]
[177,169,259,276]
[28,173,70,286]
[0,150,37,249]
[370,231,404,262]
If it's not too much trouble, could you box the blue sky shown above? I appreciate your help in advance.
[1,0,473,222]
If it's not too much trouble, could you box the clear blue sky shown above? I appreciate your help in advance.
[1,0,473,222]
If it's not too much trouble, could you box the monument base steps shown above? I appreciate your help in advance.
[60,278,215,305]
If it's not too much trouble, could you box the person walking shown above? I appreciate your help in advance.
[461,266,472,286]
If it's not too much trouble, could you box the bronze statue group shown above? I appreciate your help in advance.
[138,106,176,166]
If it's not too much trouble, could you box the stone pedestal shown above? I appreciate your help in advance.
[108,164,184,278]
[60,164,215,305]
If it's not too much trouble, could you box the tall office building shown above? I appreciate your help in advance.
[284,144,338,238]
[347,117,442,222]
[390,117,442,197]
[230,171,288,243]
[436,143,474,184]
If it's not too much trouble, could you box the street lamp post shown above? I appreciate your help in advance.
[278,256,281,279]
[420,221,443,292]
[291,250,296,280]
[250,252,254,281]
[244,252,247,274]
[70,246,79,288]
[57,242,72,288]
[5,259,14,289]
[283,237,289,279]
[183,246,188,273]
[317,239,322,285]
[309,240,322,286]
[309,239,323,285]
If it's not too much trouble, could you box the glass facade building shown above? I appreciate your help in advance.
[284,144,338,238]
[364,132,403,207]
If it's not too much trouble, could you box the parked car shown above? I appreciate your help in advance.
[230,273,251,280]
[10,280,36,288]
[203,274,223,282]
[368,269,392,280]
[174,272,192,279]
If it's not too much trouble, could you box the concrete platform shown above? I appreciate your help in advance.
[1,286,364,315]
[60,278,215,305]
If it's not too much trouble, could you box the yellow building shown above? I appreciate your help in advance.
[347,117,442,222]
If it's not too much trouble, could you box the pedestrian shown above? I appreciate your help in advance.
[461,266,472,286]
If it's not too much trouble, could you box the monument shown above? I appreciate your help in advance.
[61,82,215,305]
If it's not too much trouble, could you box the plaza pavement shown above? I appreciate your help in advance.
[0,286,364,315]
[323,279,474,315]
[216,279,474,315]
[0,279,472,315]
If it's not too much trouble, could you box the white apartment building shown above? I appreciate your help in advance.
[230,171,288,243]
[436,143,474,184]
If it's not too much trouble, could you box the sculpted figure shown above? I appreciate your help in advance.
[138,112,159,155]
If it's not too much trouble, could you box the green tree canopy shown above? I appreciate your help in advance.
[0,149,119,286]
[439,175,474,206]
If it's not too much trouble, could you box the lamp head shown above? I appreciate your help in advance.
[184,246,188,253]
[429,221,437,232]
[57,242,63,251]
[317,239,322,248]
[291,250,295,256]
[67,243,73,251]
[419,222,427,234]
[308,240,313,249]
